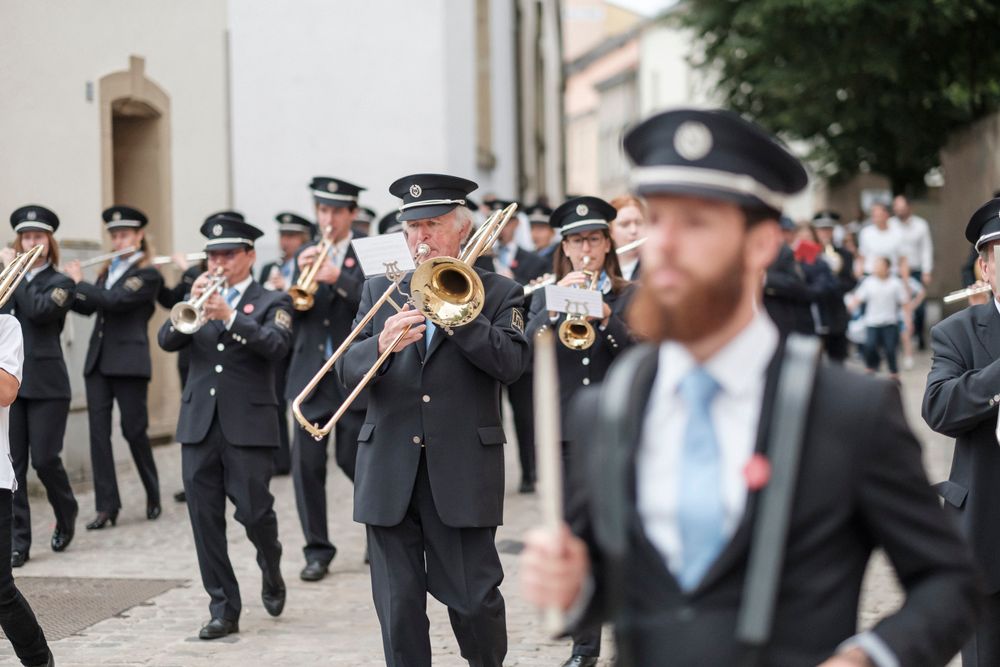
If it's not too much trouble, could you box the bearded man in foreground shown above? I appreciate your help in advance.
[519,108,980,667]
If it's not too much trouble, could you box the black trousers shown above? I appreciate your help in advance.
[507,373,535,483]
[822,332,849,364]
[182,415,281,622]
[84,373,159,512]
[292,407,362,565]
[911,269,927,349]
[0,490,50,666]
[272,355,291,475]
[9,398,77,554]
[367,454,507,667]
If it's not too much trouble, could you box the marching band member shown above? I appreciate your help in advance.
[609,194,647,281]
[259,212,314,477]
[924,195,1000,666]
[338,173,529,667]
[2,206,78,567]
[65,206,163,530]
[527,204,558,259]
[0,312,54,667]
[158,214,292,639]
[287,177,367,581]
[525,195,636,667]
[521,108,978,666]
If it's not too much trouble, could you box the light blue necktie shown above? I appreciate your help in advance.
[677,366,725,591]
[110,257,123,272]
[497,245,510,268]
[425,318,436,351]
[225,287,240,308]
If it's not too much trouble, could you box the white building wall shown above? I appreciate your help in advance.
[228,0,521,262]
[0,0,230,247]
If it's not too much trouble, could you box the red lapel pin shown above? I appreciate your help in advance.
[344,257,356,268]
[743,453,771,492]
[243,303,254,314]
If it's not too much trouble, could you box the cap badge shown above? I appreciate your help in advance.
[212,224,223,237]
[327,181,338,193]
[112,211,122,221]
[26,210,36,221]
[281,214,291,223]
[409,184,422,198]
[674,121,713,161]
[576,204,589,217]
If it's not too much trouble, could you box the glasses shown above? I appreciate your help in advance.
[565,234,606,249]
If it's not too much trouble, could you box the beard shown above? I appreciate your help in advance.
[628,250,746,343]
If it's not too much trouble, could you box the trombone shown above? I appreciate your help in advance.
[288,231,334,311]
[0,245,45,309]
[169,267,227,334]
[557,256,600,350]
[292,203,518,440]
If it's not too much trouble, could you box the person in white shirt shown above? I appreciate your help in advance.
[0,315,54,666]
[890,195,933,350]
[519,107,978,667]
[857,201,906,276]
[849,257,911,381]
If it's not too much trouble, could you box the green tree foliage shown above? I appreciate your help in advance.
[681,0,1000,193]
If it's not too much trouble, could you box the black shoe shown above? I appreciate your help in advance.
[261,572,286,617]
[146,502,161,521]
[51,523,75,553]
[28,649,53,667]
[10,550,28,568]
[173,490,186,503]
[198,617,239,640]
[561,656,598,667]
[519,478,536,494]
[299,560,329,582]
[85,511,118,530]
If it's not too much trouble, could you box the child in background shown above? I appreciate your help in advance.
[849,256,911,382]
[900,272,926,370]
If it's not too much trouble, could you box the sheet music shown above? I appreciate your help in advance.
[543,284,604,318]
[351,233,415,277]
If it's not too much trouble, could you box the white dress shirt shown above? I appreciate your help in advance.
[0,315,23,491]
[637,311,777,577]
[889,214,933,273]
[858,224,903,274]
[328,232,352,269]
[105,251,144,288]
[223,274,254,330]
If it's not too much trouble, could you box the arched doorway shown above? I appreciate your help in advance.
[99,55,178,441]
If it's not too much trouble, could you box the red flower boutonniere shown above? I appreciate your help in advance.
[344,257,356,268]
[243,303,255,314]
[743,453,771,492]
[510,258,519,269]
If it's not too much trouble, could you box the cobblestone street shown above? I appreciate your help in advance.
[0,350,960,666]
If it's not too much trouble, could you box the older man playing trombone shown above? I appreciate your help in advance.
[335,173,529,667]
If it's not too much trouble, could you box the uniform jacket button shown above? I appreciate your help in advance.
[217,343,225,351]
[215,365,223,373]
[209,388,216,396]
[422,395,431,403]
[582,378,590,386]
[412,435,421,444]
[582,357,590,366]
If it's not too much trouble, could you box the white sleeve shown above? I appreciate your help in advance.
[921,220,934,273]
[0,315,23,384]
[855,278,870,302]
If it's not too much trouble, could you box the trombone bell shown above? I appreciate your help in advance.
[410,257,485,328]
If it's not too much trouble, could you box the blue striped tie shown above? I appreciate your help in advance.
[677,366,725,591]
[225,287,240,308]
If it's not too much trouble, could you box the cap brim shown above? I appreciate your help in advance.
[558,222,609,236]
[204,242,253,252]
[312,195,356,208]
[633,182,781,216]
[13,223,55,234]
[397,203,460,223]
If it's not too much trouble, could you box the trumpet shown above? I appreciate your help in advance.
[169,267,228,334]
[79,246,137,268]
[943,283,993,304]
[151,252,207,266]
[0,245,45,310]
[288,233,333,311]
[292,203,518,440]
[557,257,600,350]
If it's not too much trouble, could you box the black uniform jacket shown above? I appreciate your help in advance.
[158,280,293,447]
[71,264,163,379]
[285,237,367,421]
[337,267,529,528]
[2,267,75,399]
[924,301,1000,593]
[570,346,979,666]
[510,247,549,286]
[525,283,635,436]
[156,265,203,310]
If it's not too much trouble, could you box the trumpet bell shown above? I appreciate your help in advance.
[170,302,203,334]
[288,284,316,311]
[557,316,596,350]
[410,257,485,328]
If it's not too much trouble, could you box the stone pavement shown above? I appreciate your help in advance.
[0,349,961,666]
